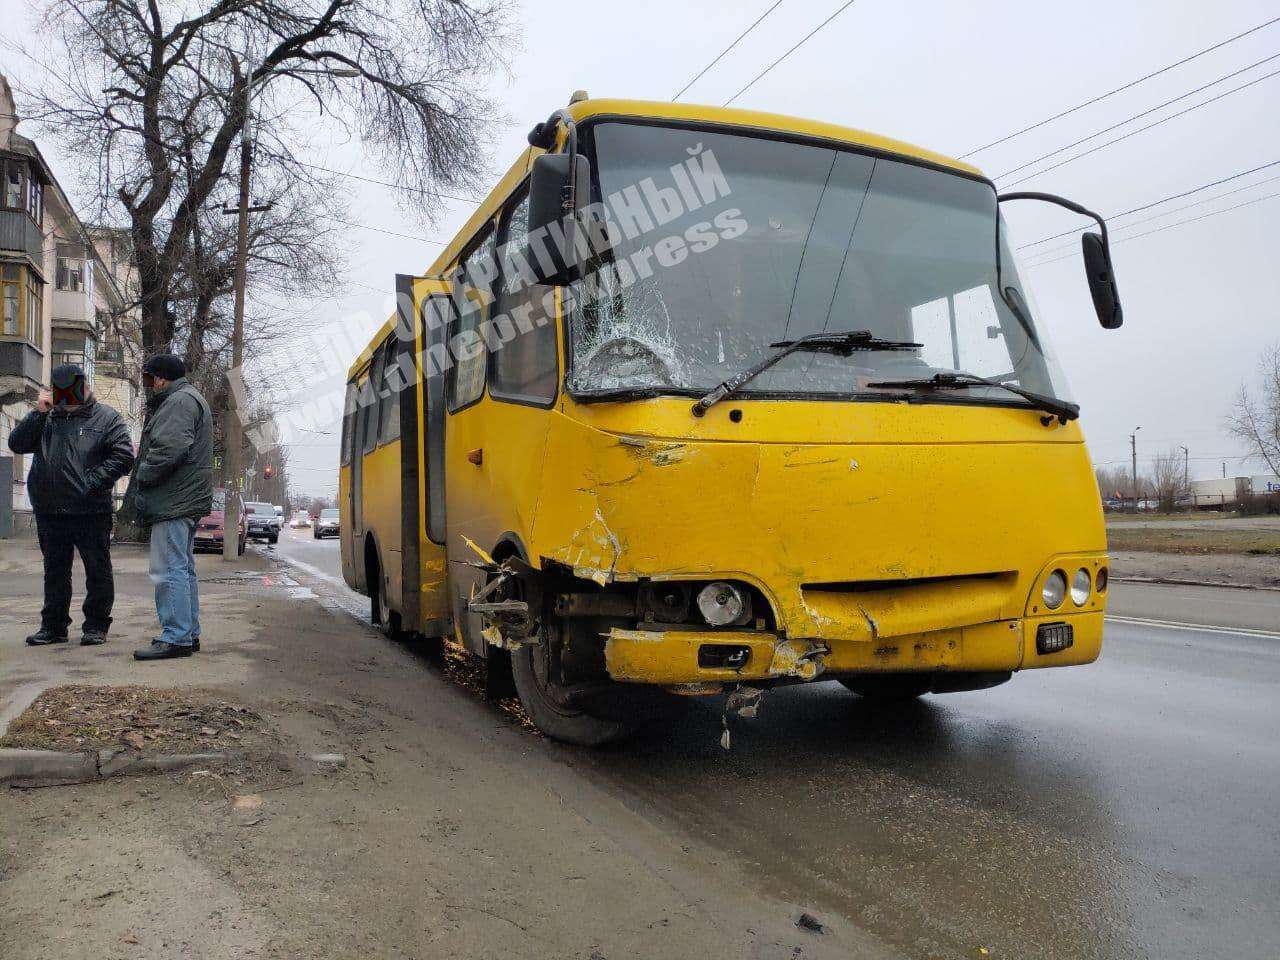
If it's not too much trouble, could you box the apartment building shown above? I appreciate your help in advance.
[0,75,142,535]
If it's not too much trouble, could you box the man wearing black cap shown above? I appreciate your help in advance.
[127,354,214,661]
[7,364,136,646]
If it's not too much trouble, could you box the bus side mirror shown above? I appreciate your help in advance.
[528,152,592,285]
[1081,231,1123,329]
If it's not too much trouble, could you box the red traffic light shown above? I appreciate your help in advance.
[263,465,275,480]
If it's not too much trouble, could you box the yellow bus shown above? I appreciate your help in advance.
[340,96,1123,745]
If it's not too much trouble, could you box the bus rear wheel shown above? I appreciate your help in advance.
[510,627,634,747]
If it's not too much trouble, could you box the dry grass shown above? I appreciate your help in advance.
[0,685,270,753]
[1107,527,1280,556]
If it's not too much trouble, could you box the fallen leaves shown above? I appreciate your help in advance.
[0,685,264,753]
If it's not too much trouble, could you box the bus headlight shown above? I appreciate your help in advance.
[1042,570,1067,610]
[1070,568,1091,606]
[697,582,750,627]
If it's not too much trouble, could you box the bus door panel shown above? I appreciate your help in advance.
[402,277,452,634]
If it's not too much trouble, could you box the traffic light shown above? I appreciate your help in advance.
[263,465,275,480]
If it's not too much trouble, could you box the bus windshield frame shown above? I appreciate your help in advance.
[564,118,1072,412]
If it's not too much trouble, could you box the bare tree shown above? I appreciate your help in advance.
[1150,448,1187,513]
[1228,343,1280,476]
[15,0,512,352]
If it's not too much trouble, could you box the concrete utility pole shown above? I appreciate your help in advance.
[223,63,253,562]
[1130,426,1142,512]
[1180,445,1189,489]
[220,61,357,562]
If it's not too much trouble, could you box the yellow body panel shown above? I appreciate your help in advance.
[340,97,1109,690]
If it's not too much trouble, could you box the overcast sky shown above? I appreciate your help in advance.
[4,0,1278,497]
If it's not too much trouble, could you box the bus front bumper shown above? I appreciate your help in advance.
[602,611,1103,686]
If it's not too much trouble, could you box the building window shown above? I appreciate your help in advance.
[56,256,85,291]
[28,283,42,350]
[1,265,17,336]
[2,158,24,210]
[1,263,43,349]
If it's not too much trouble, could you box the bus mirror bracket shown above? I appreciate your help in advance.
[998,190,1123,330]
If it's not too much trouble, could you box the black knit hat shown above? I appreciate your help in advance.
[51,363,86,389]
[142,354,186,381]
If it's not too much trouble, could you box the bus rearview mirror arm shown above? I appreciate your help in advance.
[998,191,1124,330]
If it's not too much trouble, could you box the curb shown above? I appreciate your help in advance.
[1112,575,1280,593]
[1,747,242,784]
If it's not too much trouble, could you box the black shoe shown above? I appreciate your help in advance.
[26,629,69,646]
[191,637,200,653]
[133,640,194,661]
[80,629,108,646]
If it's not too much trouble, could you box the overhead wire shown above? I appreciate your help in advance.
[723,0,860,106]
[997,66,1280,187]
[672,0,787,100]
[958,15,1280,157]
[991,52,1280,181]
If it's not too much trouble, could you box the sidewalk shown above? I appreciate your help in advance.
[0,536,883,960]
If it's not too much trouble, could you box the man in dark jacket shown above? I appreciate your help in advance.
[7,363,136,646]
[126,354,214,662]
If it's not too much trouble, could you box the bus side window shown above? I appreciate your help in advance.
[362,346,386,454]
[448,226,497,411]
[339,381,358,466]
[378,336,402,444]
[491,186,557,405]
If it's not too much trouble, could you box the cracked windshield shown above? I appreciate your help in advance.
[570,122,1071,404]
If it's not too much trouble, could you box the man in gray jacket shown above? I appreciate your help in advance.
[126,354,214,661]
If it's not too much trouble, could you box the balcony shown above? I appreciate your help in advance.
[0,338,42,401]
[0,210,42,266]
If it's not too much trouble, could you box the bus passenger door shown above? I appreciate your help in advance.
[398,275,453,635]
[345,372,370,590]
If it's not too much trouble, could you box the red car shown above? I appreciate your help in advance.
[195,487,247,555]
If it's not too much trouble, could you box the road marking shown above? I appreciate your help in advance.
[273,551,350,592]
[1106,614,1280,640]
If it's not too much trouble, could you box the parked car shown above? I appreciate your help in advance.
[291,509,312,528]
[245,501,281,544]
[274,504,283,520]
[312,508,340,540]
[195,488,246,555]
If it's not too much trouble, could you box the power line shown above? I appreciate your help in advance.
[1024,190,1280,268]
[724,0,860,106]
[998,66,1280,188]
[295,159,485,205]
[958,15,1280,158]
[1017,158,1280,249]
[672,0,787,101]
[992,52,1280,182]
[327,215,447,246]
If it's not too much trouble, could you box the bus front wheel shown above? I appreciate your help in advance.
[510,628,634,747]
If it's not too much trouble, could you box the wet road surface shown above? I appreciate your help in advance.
[275,530,1280,959]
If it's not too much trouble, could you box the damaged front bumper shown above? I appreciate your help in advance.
[603,611,1104,686]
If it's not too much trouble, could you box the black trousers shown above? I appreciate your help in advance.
[35,514,115,635]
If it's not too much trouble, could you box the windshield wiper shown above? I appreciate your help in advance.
[691,330,922,416]
[864,371,1080,422]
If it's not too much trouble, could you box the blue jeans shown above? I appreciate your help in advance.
[150,518,200,646]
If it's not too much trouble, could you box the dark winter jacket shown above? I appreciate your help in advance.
[7,399,136,516]
[127,378,214,525]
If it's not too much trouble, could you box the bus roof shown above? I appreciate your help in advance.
[345,98,984,380]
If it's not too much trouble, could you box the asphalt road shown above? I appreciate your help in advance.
[273,527,1280,960]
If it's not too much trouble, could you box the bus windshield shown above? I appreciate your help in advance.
[569,121,1071,407]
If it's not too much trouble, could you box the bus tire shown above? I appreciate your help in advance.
[838,674,933,701]
[510,638,633,747]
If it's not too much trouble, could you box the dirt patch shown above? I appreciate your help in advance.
[1110,550,1280,589]
[0,685,274,754]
